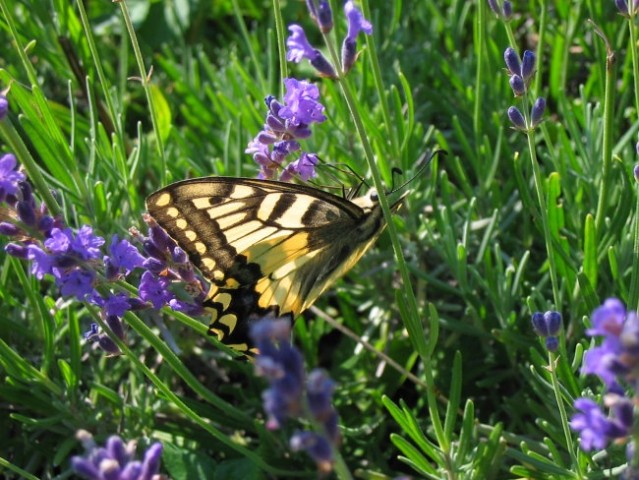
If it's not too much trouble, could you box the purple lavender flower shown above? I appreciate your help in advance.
[0,153,25,203]
[0,94,8,120]
[71,430,164,480]
[531,310,561,352]
[280,152,319,182]
[250,318,340,471]
[102,293,133,318]
[98,335,121,356]
[509,75,525,97]
[487,0,501,15]
[341,0,373,73]
[570,397,632,450]
[502,0,513,18]
[0,222,21,236]
[306,0,333,32]
[287,25,318,63]
[504,47,521,76]
[281,78,327,125]
[1,156,209,357]
[570,299,639,452]
[634,164,639,183]
[139,271,174,310]
[504,48,536,96]
[530,97,546,127]
[105,235,146,280]
[616,0,629,15]
[72,225,106,260]
[580,299,637,389]
[588,298,626,337]
[45,227,73,253]
[286,25,336,78]
[521,50,536,82]
[252,318,305,428]
[26,245,54,279]
[290,431,335,474]
[57,268,96,299]
[246,79,325,181]
[507,106,526,130]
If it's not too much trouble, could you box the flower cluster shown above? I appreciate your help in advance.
[71,430,164,480]
[487,0,513,19]
[531,310,562,352]
[0,130,205,355]
[287,0,372,77]
[246,78,325,181]
[570,299,637,455]
[616,0,639,17]
[250,318,340,473]
[503,48,546,132]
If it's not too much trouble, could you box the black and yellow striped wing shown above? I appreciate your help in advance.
[146,176,402,351]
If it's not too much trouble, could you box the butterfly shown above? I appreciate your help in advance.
[146,176,406,352]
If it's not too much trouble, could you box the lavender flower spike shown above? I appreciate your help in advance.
[286,25,336,78]
[0,94,8,120]
[503,47,521,76]
[487,0,501,15]
[507,106,526,131]
[71,430,164,480]
[341,0,373,73]
[530,97,546,128]
[306,0,333,33]
[246,78,325,181]
[531,310,561,352]
[502,1,513,18]
[520,50,536,82]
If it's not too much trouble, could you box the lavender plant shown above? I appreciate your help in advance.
[4,0,639,478]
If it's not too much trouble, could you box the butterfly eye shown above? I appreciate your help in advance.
[370,191,379,202]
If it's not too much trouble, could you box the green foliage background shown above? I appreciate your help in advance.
[0,0,637,478]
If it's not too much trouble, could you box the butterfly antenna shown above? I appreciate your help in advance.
[313,161,370,199]
[386,149,447,195]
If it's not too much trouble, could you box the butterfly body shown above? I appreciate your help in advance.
[146,176,404,351]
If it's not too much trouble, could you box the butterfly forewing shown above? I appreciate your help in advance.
[146,176,400,351]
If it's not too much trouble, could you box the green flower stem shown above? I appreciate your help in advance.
[629,13,639,119]
[502,15,518,57]
[117,0,165,182]
[316,9,443,448]
[547,352,584,478]
[301,397,353,480]
[332,453,353,480]
[629,14,639,310]
[525,127,561,308]
[320,48,446,455]
[360,0,399,159]
[474,0,486,140]
[592,24,615,236]
[270,0,288,97]
[336,75,427,361]
[629,181,639,310]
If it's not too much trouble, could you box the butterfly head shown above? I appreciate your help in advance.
[352,188,408,214]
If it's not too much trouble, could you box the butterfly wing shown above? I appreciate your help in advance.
[146,176,396,351]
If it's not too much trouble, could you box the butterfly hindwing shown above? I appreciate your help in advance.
[146,176,401,351]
